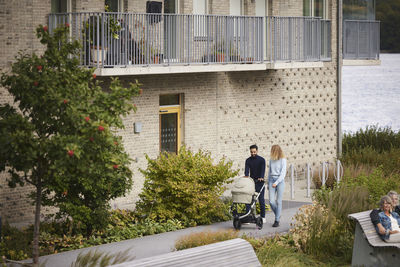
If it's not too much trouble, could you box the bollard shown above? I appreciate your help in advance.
[306,163,311,198]
[290,164,295,200]
[336,159,342,183]
[321,162,326,186]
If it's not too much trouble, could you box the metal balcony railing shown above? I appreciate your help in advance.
[343,20,380,60]
[48,13,331,68]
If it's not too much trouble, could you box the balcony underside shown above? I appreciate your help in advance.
[93,61,325,76]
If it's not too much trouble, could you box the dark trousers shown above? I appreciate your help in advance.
[246,182,266,218]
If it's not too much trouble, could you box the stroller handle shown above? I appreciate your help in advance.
[254,183,266,199]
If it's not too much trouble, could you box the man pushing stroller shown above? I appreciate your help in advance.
[230,144,266,230]
[244,144,267,224]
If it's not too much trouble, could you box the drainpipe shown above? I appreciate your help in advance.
[337,0,343,158]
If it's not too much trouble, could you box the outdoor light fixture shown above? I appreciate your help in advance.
[134,122,142,133]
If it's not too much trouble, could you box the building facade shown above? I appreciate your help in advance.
[0,0,377,224]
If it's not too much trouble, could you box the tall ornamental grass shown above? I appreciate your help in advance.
[291,186,371,263]
[174,230,239,251]
[342,125,400,154]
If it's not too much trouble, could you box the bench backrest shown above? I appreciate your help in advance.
[111,238,261,267]
[348,210,400,249]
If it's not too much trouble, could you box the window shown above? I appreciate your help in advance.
[105,0,123,12]
[303,0,328,18]
[193,0,208,38]
[51,0,69,13]
[159,94,182,154]
[343,0,375,20]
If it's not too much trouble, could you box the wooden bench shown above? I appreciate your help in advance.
[111,238,261,267]
[349,210,400,267]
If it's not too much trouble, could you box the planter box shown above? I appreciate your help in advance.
[91,47,108,64]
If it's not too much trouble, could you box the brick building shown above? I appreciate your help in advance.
[0,0,379,224]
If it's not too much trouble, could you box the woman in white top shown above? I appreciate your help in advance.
[267,145,286,227]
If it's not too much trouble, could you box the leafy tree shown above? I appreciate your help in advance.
[136,147,238,226]
[0,24,140,265]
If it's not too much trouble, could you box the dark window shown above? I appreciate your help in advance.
[51,0,68,13]
[160,94,180,106]
[105,0,120,12]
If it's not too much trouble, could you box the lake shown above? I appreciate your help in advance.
[342,53,400,133]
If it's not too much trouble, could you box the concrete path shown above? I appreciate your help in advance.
[17,200,310,267]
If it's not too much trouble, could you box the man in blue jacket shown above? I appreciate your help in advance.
[244,144,266,223]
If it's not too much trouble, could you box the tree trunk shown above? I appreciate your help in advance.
[32,180,42,266]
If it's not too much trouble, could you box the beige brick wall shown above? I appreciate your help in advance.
[74,0,104,12]
[0,0,340,223]
[271,0,303,17]
[0,0,52,224]
[108,62,338,209]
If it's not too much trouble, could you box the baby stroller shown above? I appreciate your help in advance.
[230,177,265,230]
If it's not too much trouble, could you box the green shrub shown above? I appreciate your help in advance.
[342,125,400,154]
[0,222,31,260]
[2,209,184,260]
[174,230,239,251]
[136,146,239,226]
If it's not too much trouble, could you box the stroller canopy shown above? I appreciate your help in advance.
[231,177,255,204]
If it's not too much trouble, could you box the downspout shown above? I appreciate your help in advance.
[337,0,343,157]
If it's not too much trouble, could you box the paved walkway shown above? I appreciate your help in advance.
[18,200,310,267]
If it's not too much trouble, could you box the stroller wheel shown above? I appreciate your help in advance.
[256,217,263,229]
[233,217,241,230]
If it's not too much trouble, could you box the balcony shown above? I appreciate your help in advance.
[48,13,331,76]
[343,20,380,66]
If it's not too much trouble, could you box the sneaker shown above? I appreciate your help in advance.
[272,221,280,227]
[262,217,267,224]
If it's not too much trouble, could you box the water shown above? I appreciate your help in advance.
[342,54,400,133]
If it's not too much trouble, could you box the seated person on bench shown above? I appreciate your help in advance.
[374,195,400,243]
[370,191,400,235]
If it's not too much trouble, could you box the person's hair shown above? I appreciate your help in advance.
[249,144,258,150]
[388,190,398,199]
[270,145,284,160]
[380,195,393,211]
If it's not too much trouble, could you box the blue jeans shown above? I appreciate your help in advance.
[268,180,285,222]
[245,182,266,218]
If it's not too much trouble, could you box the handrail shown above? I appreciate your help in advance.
[343,19,380,60]
[48,12,332,68]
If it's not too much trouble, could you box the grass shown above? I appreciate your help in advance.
[174,230,239,251]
